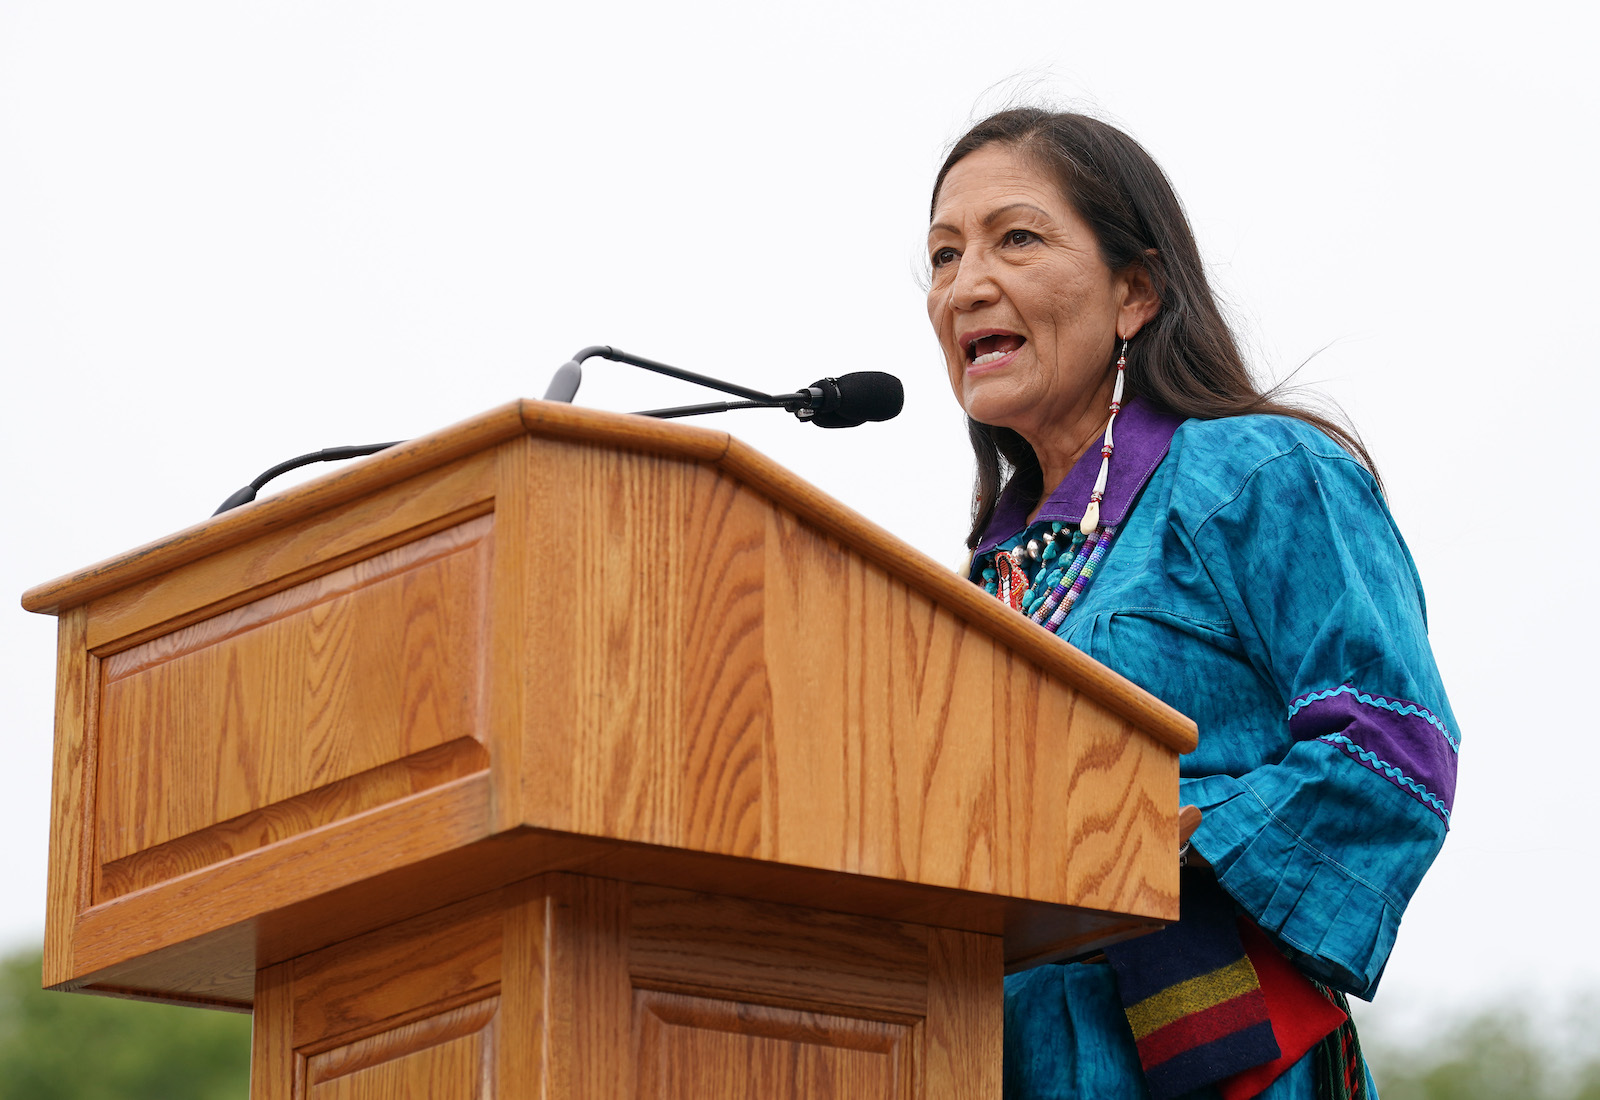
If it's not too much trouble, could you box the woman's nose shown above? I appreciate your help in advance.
[948,253,997,312]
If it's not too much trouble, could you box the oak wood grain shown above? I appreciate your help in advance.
[252,961,293,1100]
[94,504,492,673]
[22,400,1204,1100]
[559,875,635,1100]
[924,928,1002,1099]
[28,400,1194,754]
[252,891,506,1100]
[678,471,768,859]
[93,517,491,865]
[31,398,1191,1015]
[71,773,492,977]
[44,608,91,988]
[713,424,1195,753]
[499,880,554,1100]
[566,442,692,853]
[629,886,930,1018]
[245,873,1009,1099]
[995,665,1177,918]
[85,460,494,657]
[52,822,1155,1013]
[502,447,1179,917]
[485,438,533,834]
[634,989,913,1100]
[501,434,581,837]
[305,997,498,1099]
[289,892,502,1049]
[517,400,731,464]
[97,738,487,901]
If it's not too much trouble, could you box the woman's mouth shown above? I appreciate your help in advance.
[965,333,1026,368]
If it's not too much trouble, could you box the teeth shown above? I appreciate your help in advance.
[973,349,1010,366]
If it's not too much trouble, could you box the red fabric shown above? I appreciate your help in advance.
[1136,989,1272,1068]
[1218,920,1348,1100]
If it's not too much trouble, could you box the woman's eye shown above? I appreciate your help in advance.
[931,247,958,268]
[1005,229,1037,247]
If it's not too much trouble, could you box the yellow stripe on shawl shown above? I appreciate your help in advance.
[1123,956,1261,1040]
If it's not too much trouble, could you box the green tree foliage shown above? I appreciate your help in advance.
[0,947,249,1100]
[1366,999,1600,1100]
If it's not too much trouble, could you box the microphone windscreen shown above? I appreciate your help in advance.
[808,372,905,428]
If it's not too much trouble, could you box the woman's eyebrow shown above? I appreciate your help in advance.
[928,202,1052,239]
[982,202,1051,227]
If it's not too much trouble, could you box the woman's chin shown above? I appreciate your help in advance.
[961,392,1031,435]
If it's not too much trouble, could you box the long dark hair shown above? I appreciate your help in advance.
[933,109,1378,548]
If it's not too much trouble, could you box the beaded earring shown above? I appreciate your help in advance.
[980,339,1128,632]
[1080,339,1128,536]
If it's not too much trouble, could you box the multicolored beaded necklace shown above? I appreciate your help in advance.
[979,341,1128,633]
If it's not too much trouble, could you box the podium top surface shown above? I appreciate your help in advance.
[23,399,1195,754]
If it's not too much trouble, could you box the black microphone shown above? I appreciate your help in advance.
[795,372,905,428]
[634,372,904,426]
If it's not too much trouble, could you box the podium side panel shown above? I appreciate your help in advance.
[44,607,92,987]
[995,661,1179,920]
[90,516,493,897]
[756,503,1175,915]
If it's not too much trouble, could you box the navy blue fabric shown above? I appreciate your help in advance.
[1102,874,1278,1098]
[1143,1022,1280,1099]
[1104,874,1259,1004]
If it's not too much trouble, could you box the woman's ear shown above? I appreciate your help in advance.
[1116,251,1162,340]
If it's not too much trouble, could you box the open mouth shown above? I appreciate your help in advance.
[966,333,1026,366]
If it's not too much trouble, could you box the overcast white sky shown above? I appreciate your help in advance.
[2,0,1596,1037]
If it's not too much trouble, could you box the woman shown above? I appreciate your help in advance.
[928,109,1455,1100]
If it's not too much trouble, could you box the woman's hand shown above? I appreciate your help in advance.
[1179,804,1209,868]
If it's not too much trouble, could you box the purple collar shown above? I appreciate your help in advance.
[975,399,1186,556]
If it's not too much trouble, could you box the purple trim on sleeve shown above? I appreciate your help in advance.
[975,399,1186,555]
[1289,690,1457,813]
[1320,735,1451,825]
[1289,685,1456,750]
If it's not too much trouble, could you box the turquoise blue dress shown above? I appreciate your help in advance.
[973,407,1457,1099]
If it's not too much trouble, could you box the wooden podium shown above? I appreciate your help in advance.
[23,401,1196,1099]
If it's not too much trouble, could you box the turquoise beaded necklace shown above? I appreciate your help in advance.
[981,523,1115,632]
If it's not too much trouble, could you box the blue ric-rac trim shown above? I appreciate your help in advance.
[1319,733,1451,824]
[1289,685,1457,752]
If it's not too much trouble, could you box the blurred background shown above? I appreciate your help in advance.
[2,1,1596,1095]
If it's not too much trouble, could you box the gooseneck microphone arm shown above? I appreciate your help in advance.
[542,345,777,405]
[212,441,403,516]
[634,392,818,420]
[542,345,904,427]
[210,345,903,520]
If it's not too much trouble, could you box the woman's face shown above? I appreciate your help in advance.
[927,144,1136,449]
